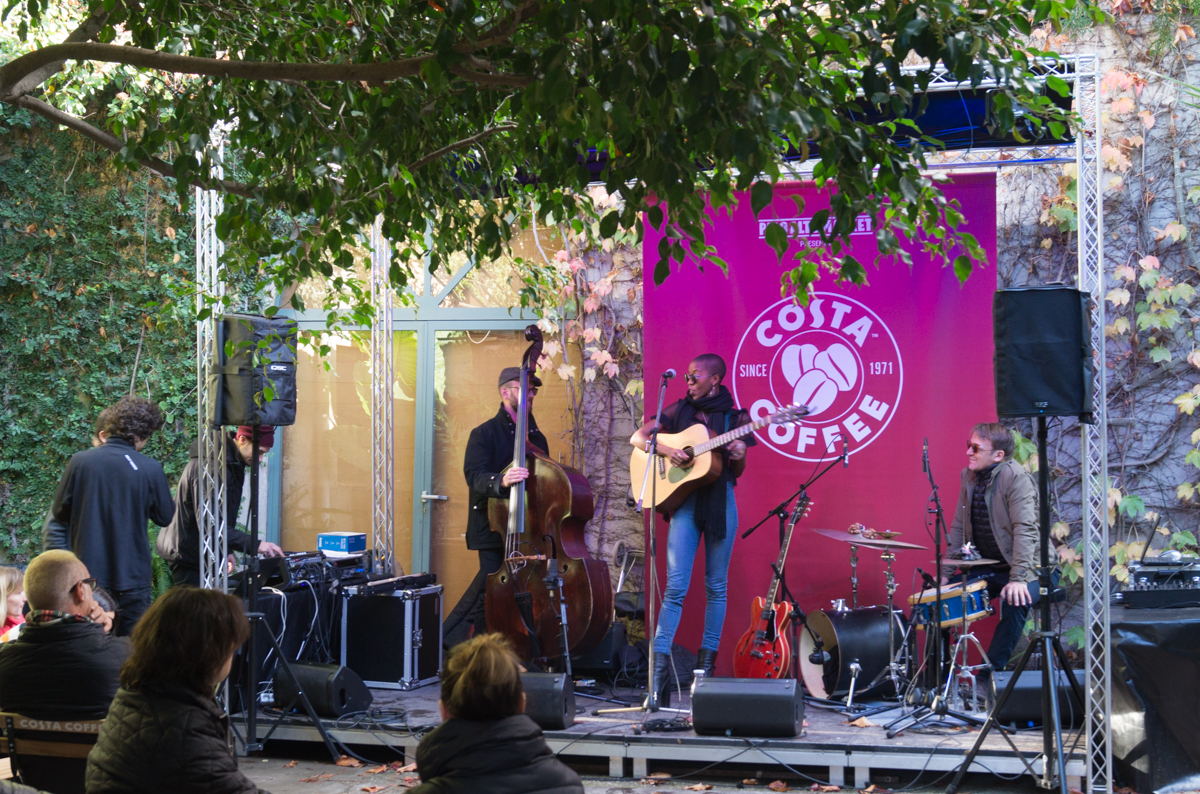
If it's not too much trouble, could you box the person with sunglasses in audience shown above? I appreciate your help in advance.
[443,367,550,650]
[0,550,128,720]
[940,422,1047,672]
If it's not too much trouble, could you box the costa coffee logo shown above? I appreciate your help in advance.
[732,294,903,462]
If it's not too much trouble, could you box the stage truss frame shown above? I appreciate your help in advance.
[195,54,1110,792]
[196,171,228,595]
[370,217,396,576]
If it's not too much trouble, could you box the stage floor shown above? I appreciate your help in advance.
[236,683,1086,786]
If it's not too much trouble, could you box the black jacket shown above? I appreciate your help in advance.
[49,438,175,591]
[85,685,268,794]
[409,714,582,794]
[0,619,129,720]
[463,407,549,551]
[156,438,259,572]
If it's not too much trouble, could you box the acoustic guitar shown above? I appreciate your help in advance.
[731,493,811,679]
[628,404,808,515]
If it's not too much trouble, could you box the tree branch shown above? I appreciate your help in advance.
[6,4,114,98]
[10,95,256,198]
[0,41,531,100]
[410,123,518,171]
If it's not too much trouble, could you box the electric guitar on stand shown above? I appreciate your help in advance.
[628,404,808,515]
[732,493,812,679]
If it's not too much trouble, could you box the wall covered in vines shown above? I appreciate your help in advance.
[0,106,197,566]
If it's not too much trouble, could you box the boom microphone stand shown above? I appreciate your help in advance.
[945,417,1086,794]
[886,439,985,737]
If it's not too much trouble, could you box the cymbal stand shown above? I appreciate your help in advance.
[598,371,685,718]
[849,543,860,609]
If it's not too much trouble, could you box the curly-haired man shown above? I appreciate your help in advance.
[49,397,175,636]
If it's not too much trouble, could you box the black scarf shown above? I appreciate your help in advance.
[669,385,736,541]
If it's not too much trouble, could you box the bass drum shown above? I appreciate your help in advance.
[799,606,907,699]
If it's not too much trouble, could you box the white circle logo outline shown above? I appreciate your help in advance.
[732,293,904,462]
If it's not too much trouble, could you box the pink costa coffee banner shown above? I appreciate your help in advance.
[642,173,999,674]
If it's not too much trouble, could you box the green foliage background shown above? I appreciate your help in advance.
[0,104,196,582]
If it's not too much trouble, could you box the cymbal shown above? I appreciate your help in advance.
[811,528,929,551]
[942,557,1001,568]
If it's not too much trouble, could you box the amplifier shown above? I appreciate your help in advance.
[341,583,442,690]
[1117,560,1200,609]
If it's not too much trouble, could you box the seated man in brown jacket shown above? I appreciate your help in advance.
[0,550,129,719]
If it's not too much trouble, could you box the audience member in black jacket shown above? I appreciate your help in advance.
[86,586,267,794]
[155,428,283,587]
[0,551,128,719]
[442,366,549,648]
[49,397,174,635]
[409,633,582,794]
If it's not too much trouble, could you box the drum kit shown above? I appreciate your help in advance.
[795,527,999,721]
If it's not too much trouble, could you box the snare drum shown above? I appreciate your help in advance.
[908,579,991,629]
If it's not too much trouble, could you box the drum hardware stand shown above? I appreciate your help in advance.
[942,627,994,716]
[853,547,917,718]
[598,370,686,718]
[885,439,984,738]
[849,543,860,609]
[946,417,1086,794]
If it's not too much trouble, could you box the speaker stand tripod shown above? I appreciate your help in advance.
[945,417,1087,794]
[231,425,339,762]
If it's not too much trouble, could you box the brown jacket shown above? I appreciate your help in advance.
[943,457,1039,583]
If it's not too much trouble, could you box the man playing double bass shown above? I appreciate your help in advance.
[442,367,549,650]
[630,353,754,705]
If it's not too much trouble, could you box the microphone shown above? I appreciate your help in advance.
[842,435,849,468]
[916,566,938,589]
[662,368,677,380]
[808,641,830,665]
[922,437,929,473]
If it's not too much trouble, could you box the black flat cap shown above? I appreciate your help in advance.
[498,366,543,388]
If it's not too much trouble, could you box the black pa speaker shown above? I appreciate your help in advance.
[273,662,373,718]
[992,669,1084,728]
[993,286,1094,421]
[207,313,298,427]
[691,677,804,737]
[520,672,575,730]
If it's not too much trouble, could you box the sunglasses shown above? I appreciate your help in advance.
[683,372,711,384]
[967,442,996,455]
[73,577,98,593]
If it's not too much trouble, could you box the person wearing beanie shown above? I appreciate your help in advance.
[156,426,283,588]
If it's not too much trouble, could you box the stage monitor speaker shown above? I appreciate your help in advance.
[992,669,1084,728]
[993,286,1094,421]
[207,313,298,428]
[691,677,804,738]
[521,672,575,731]
[273,662,373,719]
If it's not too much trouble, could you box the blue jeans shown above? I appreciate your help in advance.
[956,568,1059,671]
[653,482,737,655]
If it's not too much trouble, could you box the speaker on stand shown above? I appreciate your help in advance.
[946,285,1093,794]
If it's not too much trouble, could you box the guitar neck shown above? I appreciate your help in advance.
[693,416,769,456]
[765,498,808,606]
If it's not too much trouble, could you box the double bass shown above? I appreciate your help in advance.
[485,325,613,662]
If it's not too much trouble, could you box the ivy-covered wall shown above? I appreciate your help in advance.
[0,107,198,563]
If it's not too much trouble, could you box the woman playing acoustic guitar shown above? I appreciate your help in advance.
[630,353,754,706]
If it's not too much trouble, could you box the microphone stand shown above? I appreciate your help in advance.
[885,443,984,737]
[598,371,685,717]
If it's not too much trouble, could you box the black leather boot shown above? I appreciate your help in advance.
[696,647,718,678]
[645,651,674,708]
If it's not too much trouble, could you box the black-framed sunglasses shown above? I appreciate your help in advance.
[967,442,995,455]
[73,577,97,593]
